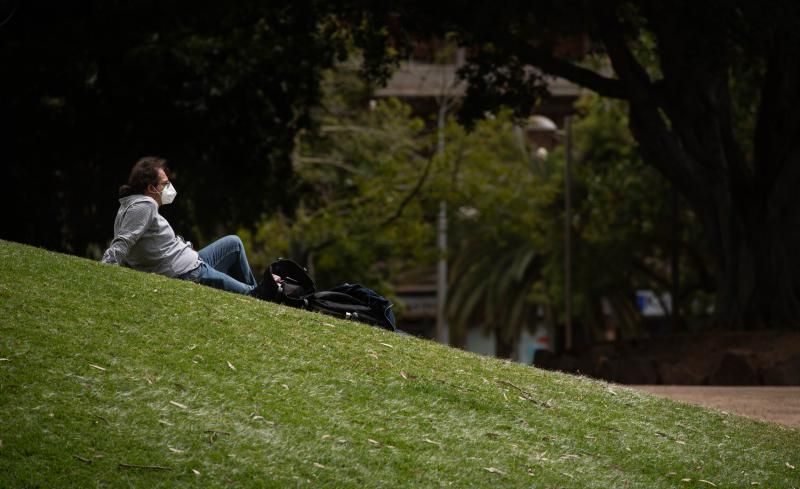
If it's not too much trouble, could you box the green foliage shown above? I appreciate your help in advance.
[243,71,711,345]
[443,112,556,350]
[2,240,799,488]
[349,1,800,329]
[445,96,709,346]
[243,68,438,293]
[568,94,709,335]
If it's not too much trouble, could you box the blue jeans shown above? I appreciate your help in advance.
[183,235,257,295]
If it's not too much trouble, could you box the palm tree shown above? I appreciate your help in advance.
[447,225,544,358]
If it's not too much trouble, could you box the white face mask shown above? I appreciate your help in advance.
[160,183,177,205]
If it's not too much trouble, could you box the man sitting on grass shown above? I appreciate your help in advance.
[101,156,273,299]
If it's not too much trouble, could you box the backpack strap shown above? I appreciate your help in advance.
[309,285,396,331]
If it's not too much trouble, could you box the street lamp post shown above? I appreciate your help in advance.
[522,114,573,352]
[563,115,573,352]
[436,102,449,345]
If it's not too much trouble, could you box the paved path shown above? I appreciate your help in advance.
[631,386,800,428]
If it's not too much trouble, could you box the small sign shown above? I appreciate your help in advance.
[636,290,672,317]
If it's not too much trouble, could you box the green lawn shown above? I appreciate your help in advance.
[1,239,798,488]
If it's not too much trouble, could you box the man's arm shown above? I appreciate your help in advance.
[101,202,155,265]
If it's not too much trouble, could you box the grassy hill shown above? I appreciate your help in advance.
[1,239,798,488]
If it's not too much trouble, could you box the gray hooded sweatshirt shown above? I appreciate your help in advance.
[101,195,201,278]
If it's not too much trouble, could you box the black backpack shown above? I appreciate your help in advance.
[263,258,316,308]
[261,259,396,332]
[307,283,396,332]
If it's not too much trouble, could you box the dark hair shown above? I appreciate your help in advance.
[118,156,169,197]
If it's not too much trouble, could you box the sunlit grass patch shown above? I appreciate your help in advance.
[1,239,798,488]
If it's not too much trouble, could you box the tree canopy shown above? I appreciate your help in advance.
[350,0,800,329]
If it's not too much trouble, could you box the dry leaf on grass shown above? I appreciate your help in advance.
[89,364,106,371]
[169,401,187,409]
[313,462,326,469]
[119,463,172,471]
[227,360,236,371]
[168,447,185,453]
[483,467,505,475]
[786,462,795,469]
[379,342,394,349]
[205,430,230,444]
[699,480,717,487]
[497,379,551,408]
[192,469,201,475]
[423,438,442,446]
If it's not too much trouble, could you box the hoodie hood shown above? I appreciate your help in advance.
[119,194,157,208]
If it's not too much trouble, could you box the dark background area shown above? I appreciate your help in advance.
[1,1,349,255]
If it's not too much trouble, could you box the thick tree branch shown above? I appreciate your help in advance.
[592,6,653,105]
[520,47,628,100]
[643,2,750,215]
[627,106,705,213]
[592,5,706,209]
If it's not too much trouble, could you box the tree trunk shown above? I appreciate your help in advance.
[626,98,800,330]
[495,330,515,359]
[707,192,800,329]
[620,46,800,330]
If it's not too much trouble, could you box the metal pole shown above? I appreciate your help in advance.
[670,185,680,330]
[436,103,449,345]
[564,116,573,351]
